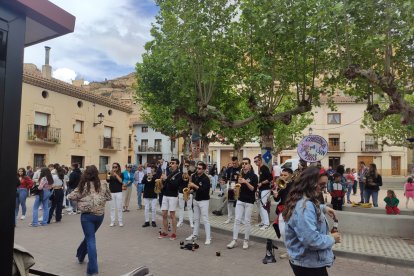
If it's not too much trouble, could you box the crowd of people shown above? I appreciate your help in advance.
[15,156,414,276]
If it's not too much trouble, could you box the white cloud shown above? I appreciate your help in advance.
[23,0,156,82]
[53,68,77,83]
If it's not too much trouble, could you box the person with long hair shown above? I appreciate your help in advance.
[48,165,65,223]
[68,165,111,276]
[404,177,414,208]
[364,163,382,207]
[16,168,33,220]
[283,166,341,276]
[30,167,54,226]
[107,162,124,226]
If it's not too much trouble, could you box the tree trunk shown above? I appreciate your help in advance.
[182,136,191,160]
[190,122,203,162]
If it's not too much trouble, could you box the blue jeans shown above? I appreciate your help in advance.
[77,213,104,275]
[346,183,353,202]
[359,182,365,202]
[136,184,144,208]
[364,189,379,207]
[15,188,28,218]
[32,189,52,226]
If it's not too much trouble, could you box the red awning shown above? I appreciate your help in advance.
[3,0,76,46]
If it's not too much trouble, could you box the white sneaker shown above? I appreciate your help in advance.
[224,218,232,224]
[243,240,249,249]
[256,223,264,227]
[20,215,26,220]
[38,216,43,221]
[227,240,237,249]
[177,221,183,227]
[185,234,198,241]
[259,225,269,230]
[119,223,124,227]
[205,239,211,245]
[65,207,72,211]
[109,223,115,227]
[190,223,194,228]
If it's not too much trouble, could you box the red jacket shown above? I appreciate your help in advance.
[18,176,33,189]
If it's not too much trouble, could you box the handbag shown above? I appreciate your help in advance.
[30,185,40,196]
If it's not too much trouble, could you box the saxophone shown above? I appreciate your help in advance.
[235,171,243,200]
[154,173,165,194]
[183,173,194,201]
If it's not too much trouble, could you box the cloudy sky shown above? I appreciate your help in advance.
[23,0,158,83]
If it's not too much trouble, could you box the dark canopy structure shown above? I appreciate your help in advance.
[0,1,75,273]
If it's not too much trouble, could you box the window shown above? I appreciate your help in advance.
[365,134,376,145]
[34,112,49,139]
[99,156,109,173]
[71,156,84,168]
[33,154,46,169]
[128,134,132,149]
[128,156,132,164]
[140,139,148,151]
[74,120,83,133]
[329,157,340,170]
[328,134,340,151]
[327,113,341,124]
[142,126,148,133]
[154,139,162,151]
[103,126,113,148]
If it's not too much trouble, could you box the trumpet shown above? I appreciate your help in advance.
[182,172,189,182]
[274,177,290,191]
[154,178,163,194]
[147,172,153,182]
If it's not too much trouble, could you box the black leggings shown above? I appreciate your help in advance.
[290,262,328,276]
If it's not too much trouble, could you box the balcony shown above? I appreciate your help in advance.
[361,141,381,152]
[99,136,121,151]
[138,145,162,152]
[27,124,61,145]
[328,142,346,152]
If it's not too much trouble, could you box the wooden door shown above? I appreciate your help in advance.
[220,150,233,169]
[280,156,291,164]
[357,156,374,169]
[391,156,401,175]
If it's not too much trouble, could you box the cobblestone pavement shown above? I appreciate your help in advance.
[14,194,414,276]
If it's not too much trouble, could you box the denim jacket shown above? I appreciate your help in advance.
[284,197,335,268]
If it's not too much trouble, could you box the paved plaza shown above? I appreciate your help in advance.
[14,187,414,276]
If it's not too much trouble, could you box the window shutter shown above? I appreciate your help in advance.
[104,126,112,138]
[34,112,48,126]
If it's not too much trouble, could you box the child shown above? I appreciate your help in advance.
[404,177,414,209]
[345,168,355,204]
[384,190,400,215]
[329,173,346,211]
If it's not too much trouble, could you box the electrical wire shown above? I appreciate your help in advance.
[311,116,363,131]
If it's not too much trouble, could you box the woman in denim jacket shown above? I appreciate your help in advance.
[283,167,341,276]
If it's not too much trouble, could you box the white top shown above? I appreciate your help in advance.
[273,165,282,177]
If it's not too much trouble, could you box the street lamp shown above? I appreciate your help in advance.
[93,112,104,127]
[308,127,313,135]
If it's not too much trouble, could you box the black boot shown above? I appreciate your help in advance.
[151,221,157,227]
[262,239,277,264]
[142,222,150,228]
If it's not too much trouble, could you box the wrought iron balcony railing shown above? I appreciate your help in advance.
[361,141,381,152]
[27,124,61,144]
[138,145,162,152]
[328,142,346,152]
[100,136,121,151]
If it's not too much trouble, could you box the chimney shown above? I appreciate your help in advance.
[42,46,52,79]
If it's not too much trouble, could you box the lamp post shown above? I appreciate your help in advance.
[93,112,104,127]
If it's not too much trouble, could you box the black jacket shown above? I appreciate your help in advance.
[143,175,157,199]
[258,165,273,191]
[238,170,258,204]
[68,168,82,189]
[163,169,183,197]
[191,173,210,201]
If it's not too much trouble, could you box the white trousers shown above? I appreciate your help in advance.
[144,198,157,222]
[192,200,211,240]
[227,201,235,219]
[110,192,123,224]
[178,193,193,225]
[279,213,286,241]
[259,190,270,226]
[233,201,253,240]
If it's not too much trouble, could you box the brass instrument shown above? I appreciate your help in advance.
[183,187,190,201]
[147,172,153,182]
[154,178,163,194]
[234,183,241,200]
[275,177,289,191]
[182,167,190,181]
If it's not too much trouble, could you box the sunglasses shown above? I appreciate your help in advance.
[112,166,118,169]
[169,162,176,165]
[242,162,249,165]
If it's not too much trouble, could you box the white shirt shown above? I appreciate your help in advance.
[273,165,282,177]
[134,170,145,184]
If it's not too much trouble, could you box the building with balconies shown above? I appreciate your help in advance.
[279,95,408,176]
[133,122,178,165]
[19,59,133,174]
